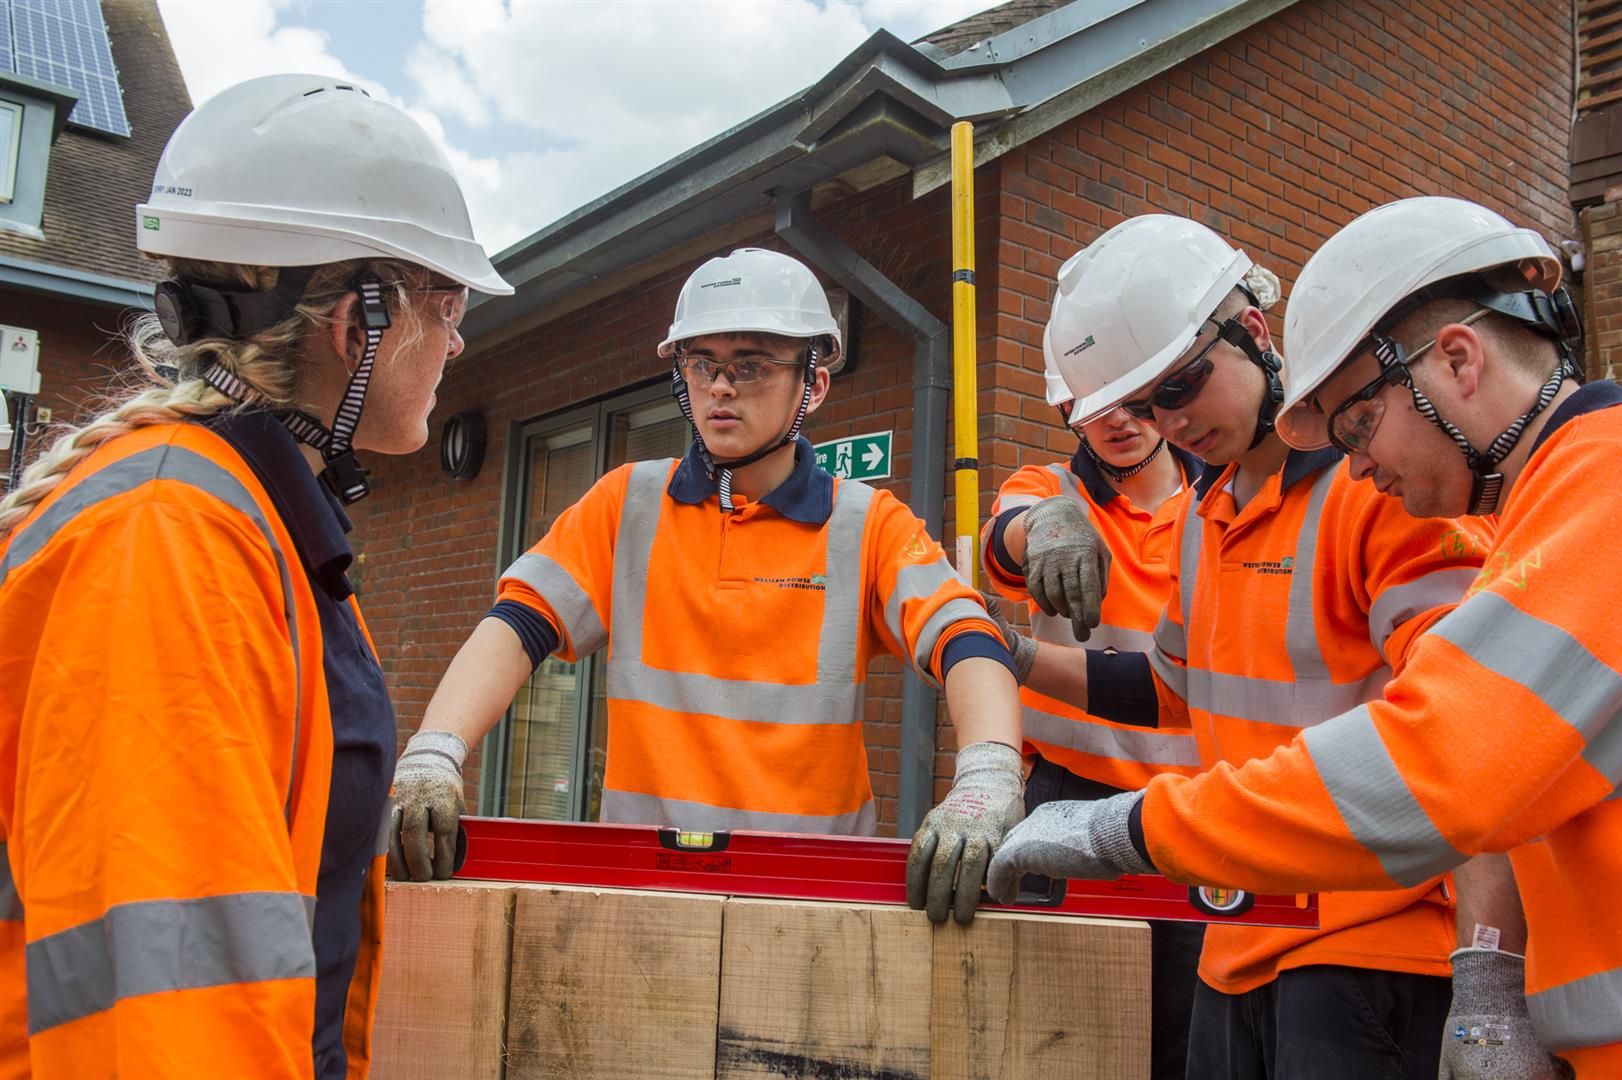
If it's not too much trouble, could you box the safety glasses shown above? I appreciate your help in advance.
[1325,309,1491,454]
[678,354,800,388]
[1120,319,1224,420]
[418,285,469,332]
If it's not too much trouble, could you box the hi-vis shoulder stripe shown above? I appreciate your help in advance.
[0,444,304,820]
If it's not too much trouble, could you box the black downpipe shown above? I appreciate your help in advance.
[775,191,951,834]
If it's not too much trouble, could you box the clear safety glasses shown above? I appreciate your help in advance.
[418,285,469,332]
[678,354,800,388]
[1326,308,1491,454]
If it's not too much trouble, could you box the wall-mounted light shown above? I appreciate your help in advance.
[824,287,857,377]
[440,409,487,480]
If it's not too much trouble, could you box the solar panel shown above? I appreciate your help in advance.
[5,0,131,136]
[0,2,14,75]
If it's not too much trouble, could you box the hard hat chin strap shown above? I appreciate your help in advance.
[672,343,819,512]
[1081,434,1166,482]
[1207,315,1285,450]
[201,276,390,504]
[1386,338,1574,515]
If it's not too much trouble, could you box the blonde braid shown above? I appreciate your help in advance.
[0,258,423,540]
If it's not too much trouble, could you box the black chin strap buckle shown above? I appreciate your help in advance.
[321,450,370,505]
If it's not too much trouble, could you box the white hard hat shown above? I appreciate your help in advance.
[1277,196,1561,449]
[1045,215,1253,425]
[658,248,842,362]
[137,74,512,295]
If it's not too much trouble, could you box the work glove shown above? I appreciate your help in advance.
[1439,949,1573,1080]
[980,591,1037,684]
[985,790,1152,903]
[388,729,469,882]
[906,741,1025,925]
[1021,495,1110,642]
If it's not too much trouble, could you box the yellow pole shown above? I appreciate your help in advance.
[950,121,979,588]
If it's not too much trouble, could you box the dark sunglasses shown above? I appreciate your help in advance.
[1120,319,1228,420]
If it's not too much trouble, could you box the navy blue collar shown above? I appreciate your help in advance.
[1193,445,1341,501]
[667,436,834,525]
[1069,440,1207,506]
[1529,380,1622,458]
[206,409,355,599]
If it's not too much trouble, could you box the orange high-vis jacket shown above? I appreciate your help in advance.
[1143,385,1622,1072]
[0,423,387,1080]
[1145,448,1490,996]
[495,446,1002,834]
[982,446,1201,789]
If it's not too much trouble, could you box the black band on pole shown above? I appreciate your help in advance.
[952,269,976,285]
[953,457,978,470]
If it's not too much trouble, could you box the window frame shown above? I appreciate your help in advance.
[479,379,685,818]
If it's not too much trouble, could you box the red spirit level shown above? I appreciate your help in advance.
[454,817,1318,928]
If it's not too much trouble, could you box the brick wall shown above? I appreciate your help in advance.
[1581,194,1622,380]
[355,0,1576,832]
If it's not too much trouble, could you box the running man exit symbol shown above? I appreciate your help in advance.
[813,431,892,481]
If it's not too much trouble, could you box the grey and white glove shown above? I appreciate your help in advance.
[980,591,1036,684]
[906,741,1025,925]
[985,790,1152,903]
[388,729,469,882]
[1021,495,1110,642]
[1439,948,1572,1080]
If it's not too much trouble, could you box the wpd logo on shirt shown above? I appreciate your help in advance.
[1241,555,1294,577]
[755,575,826,592]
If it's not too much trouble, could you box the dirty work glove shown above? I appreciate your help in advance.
[980,591,1037,684]
[388,729,469,882]
[1021,495,1110,642]
[985,790,1151,904]
[1439,949,1573,1080]
[906,741,1025,925]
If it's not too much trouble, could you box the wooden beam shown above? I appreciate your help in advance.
[1583,86,1622,113]
[1586,7,1622,35]
[932,912,1152,1080]
[505,885,724,1080]
[717,899,934,1080]
[370,882,515,1080]
[1582,67,1622,92]
[1583,45,1622,70]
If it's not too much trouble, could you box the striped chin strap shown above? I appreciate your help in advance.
[203,276,390,504]
[1082,434,1166,482]
[1378,336,1574,515]
[672,342,818,512]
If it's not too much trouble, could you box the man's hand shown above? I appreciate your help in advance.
[906,741,1025,924]
[1439,949,1572,1080]
[985,791,1151,902]
[980,592,1037,684]
[1021,496,1109,642]
[388,729,469,882]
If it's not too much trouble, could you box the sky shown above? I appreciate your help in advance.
[154,0,1004,257]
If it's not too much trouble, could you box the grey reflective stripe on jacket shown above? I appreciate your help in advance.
[1527,967,1622,1054]
[599,460,879,833]
[0,444,304,821]
[1302,590,1622,886]
[1022,706,1201,769]
[1149,493,1201,700]
[26,892,317,1035]
[1428,592,1622,783]
[1180,467,1394,727]
[500,551,608,656]
[0,844,19,923]
[599,790,877,835]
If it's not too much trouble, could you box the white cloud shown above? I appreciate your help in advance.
[156,0,1004,256]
